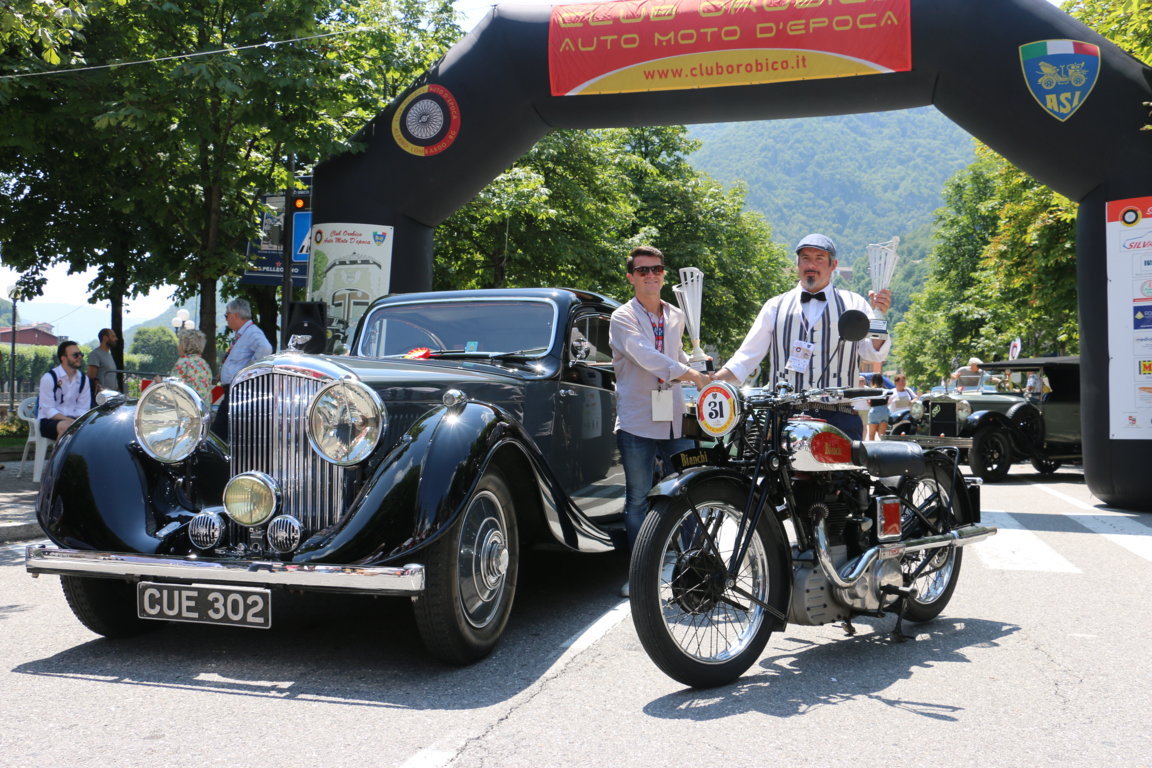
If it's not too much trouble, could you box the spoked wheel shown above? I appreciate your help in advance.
[897,456,969,622]
[414,468,518,665]
[629,478,789,688]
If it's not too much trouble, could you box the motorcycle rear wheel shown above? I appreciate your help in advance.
[897,455,968,622]
[629,479,789,688]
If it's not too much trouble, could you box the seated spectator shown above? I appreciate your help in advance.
[39,341,95,440]
[173,328,213,403]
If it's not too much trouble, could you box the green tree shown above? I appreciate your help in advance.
[435,126,790,354]
[0,0,88,66]
[1,0,461,370]
[129,326,179,374]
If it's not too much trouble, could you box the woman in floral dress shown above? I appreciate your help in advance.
[173,328,214,403]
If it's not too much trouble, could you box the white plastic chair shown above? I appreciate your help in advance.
[17,396,54,483]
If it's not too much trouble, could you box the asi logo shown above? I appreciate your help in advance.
[373,231,388,246]
[1020,39,1100,121]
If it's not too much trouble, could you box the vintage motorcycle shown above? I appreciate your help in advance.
[628,311,998,688]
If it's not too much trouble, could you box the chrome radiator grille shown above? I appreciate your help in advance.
[230,369,346,532]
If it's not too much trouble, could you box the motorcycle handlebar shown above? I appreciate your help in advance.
[840,388,885,399]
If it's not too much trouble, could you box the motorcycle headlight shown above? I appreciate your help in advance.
[307,379,386,465]
[956,399,973,421]
[133,380,208,463]
[910,400,924,420]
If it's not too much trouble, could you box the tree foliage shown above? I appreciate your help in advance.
[434,126,792,354]
[129,326,178,373]
[1,0,461,369]
[0,0,89,66]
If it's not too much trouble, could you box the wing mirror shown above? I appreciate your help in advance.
[838,309,870,342]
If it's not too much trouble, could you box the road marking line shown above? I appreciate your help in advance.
[974,510,1080,572]
[1032,484,1152,564]
[399,600,632,768]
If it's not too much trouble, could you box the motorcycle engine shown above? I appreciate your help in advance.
[788,475,904,622]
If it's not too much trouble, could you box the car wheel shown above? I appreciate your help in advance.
[1007,402,1044,446]
[1031,457,1062,474]
[414,468,519,665]
[60,576,165,638]
[969,427,1013,482]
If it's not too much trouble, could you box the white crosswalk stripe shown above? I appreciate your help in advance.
[1032,484,1152,564]
[974,509,1081,572]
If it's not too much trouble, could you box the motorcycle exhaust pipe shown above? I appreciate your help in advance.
[813,507,997,590]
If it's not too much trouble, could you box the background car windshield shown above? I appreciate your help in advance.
[359,300,556,357]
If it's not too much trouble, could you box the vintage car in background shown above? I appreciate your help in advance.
[887,356,1081,482]
[26,288,626,664]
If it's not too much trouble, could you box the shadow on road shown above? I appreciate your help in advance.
[641,617,1020,721]
[11,548,630,709]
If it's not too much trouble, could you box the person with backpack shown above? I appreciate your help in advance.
[38,340,95,440]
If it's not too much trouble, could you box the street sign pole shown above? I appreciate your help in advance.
[280,154,296,349]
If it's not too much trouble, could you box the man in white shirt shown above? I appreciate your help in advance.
[712,234,891,440]
[38,341,94,439]
[211,298,274,441]
[609,246,710,581]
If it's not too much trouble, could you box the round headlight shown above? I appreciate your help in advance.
[223,472,280,527]
[910,400,924,420]
[133,380,208,463]
[956,399,973,421]
[307,380,386,466]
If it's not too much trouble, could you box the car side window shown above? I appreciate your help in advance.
[570,314,613,366]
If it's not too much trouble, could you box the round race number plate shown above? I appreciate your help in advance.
[695,381,741,439]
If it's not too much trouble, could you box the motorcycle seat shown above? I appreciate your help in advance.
[850,439,925,477]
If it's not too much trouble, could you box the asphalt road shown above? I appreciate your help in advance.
[2,466,1149,768]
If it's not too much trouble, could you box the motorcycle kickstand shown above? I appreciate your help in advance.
[883,585,917,642]
[839,619,857,637]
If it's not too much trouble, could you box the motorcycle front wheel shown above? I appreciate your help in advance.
[897,455,969,622]
[629,479,789,688]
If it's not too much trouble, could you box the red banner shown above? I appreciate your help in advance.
[549,0,911,96]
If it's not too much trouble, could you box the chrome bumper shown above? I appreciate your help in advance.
[25,545,425,596]
[883,434,973,449]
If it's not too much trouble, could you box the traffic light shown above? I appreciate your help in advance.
[292,191,310,211]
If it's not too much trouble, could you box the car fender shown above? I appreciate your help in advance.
[962,409,1014,437]
[298,400,614,564]
[36,401,231,554]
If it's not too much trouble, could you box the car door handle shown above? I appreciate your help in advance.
[559,389,577,398]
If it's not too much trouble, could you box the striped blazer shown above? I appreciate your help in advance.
[724,283,890,390]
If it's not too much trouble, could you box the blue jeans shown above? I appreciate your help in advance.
[617,430,694,551]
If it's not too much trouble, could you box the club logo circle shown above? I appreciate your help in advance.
[392,84,461,157]
[1120,206,1142,226]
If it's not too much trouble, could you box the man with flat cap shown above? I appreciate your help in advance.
[712,233,891,439]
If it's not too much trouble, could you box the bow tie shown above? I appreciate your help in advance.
[800,291,827,303]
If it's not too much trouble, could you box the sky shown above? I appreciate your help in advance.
[4,0,1069,335]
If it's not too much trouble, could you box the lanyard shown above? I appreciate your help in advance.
[646,310,664,354]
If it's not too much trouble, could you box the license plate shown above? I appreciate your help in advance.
[137,582,271,629]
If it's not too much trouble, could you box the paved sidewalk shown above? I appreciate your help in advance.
[0,459,43,544]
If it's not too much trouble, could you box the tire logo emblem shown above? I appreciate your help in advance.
[392,84,461,157]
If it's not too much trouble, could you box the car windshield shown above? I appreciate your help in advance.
[357,298,557,359]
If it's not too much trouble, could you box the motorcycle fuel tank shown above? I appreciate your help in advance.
[783,418,865,472]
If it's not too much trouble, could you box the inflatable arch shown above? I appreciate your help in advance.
[312,0,1152,509]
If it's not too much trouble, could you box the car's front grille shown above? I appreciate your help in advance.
[926,400,958,436]
[230,368,346,534]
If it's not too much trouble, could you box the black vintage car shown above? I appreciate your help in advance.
[26,288,627,663]
[887,356,1081,482]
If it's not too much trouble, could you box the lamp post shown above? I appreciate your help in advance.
[5,284,18,417]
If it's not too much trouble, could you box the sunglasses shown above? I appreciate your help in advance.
[69,351,84,358]
[632,265,665,277]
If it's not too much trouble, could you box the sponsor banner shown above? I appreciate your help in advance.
[1019,39,1100,122]
[1106,196,1152,439]
[548,0,911,96]
[308,224,394,346]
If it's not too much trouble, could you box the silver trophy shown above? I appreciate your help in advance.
[865,236,900,340]
[673,267,711,371]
